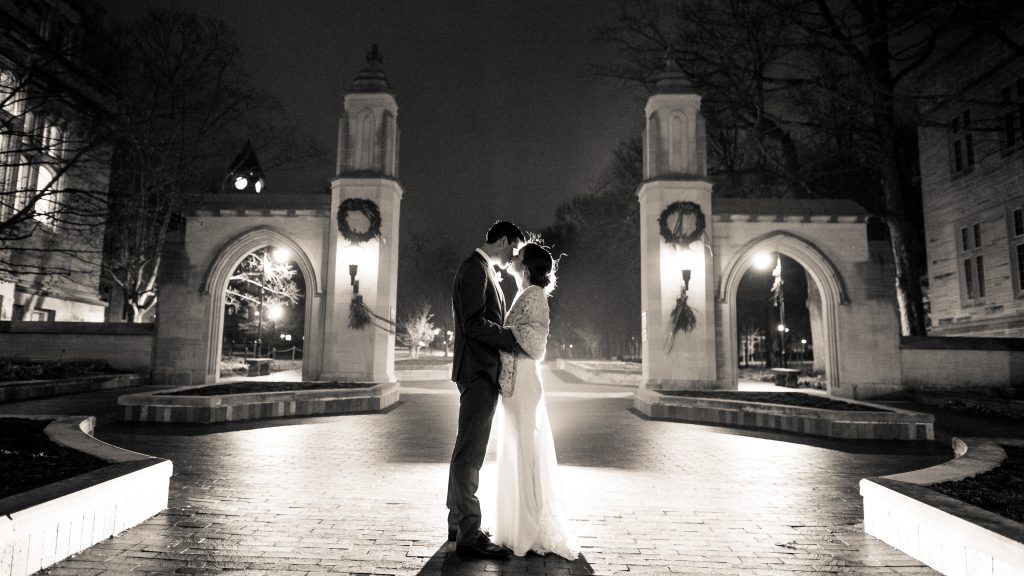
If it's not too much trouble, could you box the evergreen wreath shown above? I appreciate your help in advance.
[337,198,383,243]
[658,201,705,247]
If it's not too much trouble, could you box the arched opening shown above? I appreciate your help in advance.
[735,254,822,388]
[202,227,321,383]
[219,246,307,382]
[719,232,848,394]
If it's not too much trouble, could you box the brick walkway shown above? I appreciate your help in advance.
[5,368,952,576]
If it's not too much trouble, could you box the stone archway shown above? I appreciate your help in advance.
[718,231,850,394]
[201,226,323,382]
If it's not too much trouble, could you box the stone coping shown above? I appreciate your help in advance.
[118,380,400,423]
[0,415,171,576]
[860,438,1024,575]
[634,387,934,440]
[0,374,142,403]
[557,360,642,386]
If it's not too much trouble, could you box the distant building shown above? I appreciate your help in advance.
[917,25,1024,337]
[0,0,112,322]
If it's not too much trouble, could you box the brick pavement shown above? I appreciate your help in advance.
[4,368,953,576]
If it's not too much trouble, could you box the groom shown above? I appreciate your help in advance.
[447,220,525,560]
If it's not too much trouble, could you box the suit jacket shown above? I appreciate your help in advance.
[451,251,518,385]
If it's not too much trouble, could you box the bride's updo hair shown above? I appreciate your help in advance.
[521,242,559,295]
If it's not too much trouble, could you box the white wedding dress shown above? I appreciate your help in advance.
[493,285,580,560]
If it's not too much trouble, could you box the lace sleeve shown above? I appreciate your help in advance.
[509,287,549,360]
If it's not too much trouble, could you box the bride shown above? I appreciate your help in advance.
[492,242,580,560]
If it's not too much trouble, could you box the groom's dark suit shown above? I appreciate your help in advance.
[447,250,518,546]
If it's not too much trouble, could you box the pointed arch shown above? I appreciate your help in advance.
[200,226,321,380]
[718,231,849,392]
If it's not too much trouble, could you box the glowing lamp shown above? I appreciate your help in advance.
[272,248,290,263]
[674,247,697,295]
[345,243,365,292]
[233,176,248,190]
[268,304,284,321]
[753,252,774,271]
[254,179,263,193]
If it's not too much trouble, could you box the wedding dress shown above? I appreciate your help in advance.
[493,284,580,560]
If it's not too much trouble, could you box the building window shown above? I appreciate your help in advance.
[0,70,22,116]
[950,109,975,175]
[1011,207,1024,297]
[958,222,985,303]
[33,166,59,230]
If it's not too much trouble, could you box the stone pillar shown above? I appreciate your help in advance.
[637,57,718,390]
[320,49,403,384]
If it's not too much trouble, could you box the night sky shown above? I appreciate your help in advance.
[98,0,645,249]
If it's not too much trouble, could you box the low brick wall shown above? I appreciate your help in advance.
[634,388,934,440]
[861,438,1024,575]
[0,322,154,375]
[0,374,142,403]
[901,336,1024,390]
[0,415,171,576]
[119,381,400,424]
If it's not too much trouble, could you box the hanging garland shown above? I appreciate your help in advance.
[664,294,697,353]
[337,198,383,244]
[349,294,396,333]
[658,201,705,247]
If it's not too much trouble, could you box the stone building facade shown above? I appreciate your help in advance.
[0,0,111,322]
[918,26,1024,337]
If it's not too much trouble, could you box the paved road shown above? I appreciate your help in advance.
[5,367,952,575]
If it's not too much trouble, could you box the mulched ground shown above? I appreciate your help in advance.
[929,444,1024,524]
[659,391,889,412]
[0,417,109,500]
[0,360,117,383]
[158,381,375,396]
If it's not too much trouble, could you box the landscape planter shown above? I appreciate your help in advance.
[0,374,142,403]
[634,387,934,440]
[118,381,400,423]
[0,415,171,576]
[860,438,1024,576]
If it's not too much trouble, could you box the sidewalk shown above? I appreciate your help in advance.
[3,367,956,575]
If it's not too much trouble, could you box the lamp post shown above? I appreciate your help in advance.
[771,257,786,368]
[754,252,787,368]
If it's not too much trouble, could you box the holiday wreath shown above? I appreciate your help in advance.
[658,201,705,247]
[337,198,383,244]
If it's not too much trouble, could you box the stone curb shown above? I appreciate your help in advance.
[557,359,642,386]
[860,438,1024,576]
[118,381,401,423]
[0,374,142,403]
[633,387,934,440]
[0,415,172,576]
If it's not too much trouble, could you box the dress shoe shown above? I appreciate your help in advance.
[455,533,510,560]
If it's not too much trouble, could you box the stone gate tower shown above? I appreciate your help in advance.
[637,56,719,390]
[322,46,403,383]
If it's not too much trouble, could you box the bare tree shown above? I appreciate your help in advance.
[594,0,1010,335]
[101,10,320,322]
[0,8,111,299]
[400,303,435,359]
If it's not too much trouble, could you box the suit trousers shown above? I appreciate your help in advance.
[446,375,499,544]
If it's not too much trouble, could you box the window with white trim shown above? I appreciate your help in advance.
[1011,207,1024,297]
[950,109,976,175]
[958,222,985,304]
